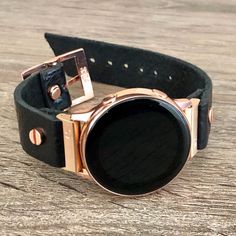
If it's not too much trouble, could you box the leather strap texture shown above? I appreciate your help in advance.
[14,33,212,167]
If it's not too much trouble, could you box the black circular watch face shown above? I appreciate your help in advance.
[85,98,191,195]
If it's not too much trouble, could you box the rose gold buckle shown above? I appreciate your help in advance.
[21,49,94,107]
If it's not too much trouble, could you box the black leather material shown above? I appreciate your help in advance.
[40,63,72,110]
[45,33,212,149]
[14,69,65,167]
[14,33,212,167]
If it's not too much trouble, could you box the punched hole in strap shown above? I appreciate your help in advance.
[139,67,144,73]
[153,70,158,76]
[107,60,113,66]
[90,58,96,63]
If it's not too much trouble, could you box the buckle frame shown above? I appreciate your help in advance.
[21,49,94,108]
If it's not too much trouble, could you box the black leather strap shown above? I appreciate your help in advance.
[14,71,65,167]
[14,32,212,167]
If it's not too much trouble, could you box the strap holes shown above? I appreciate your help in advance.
[153,70,158,76]
[107,60,113,66]
[90,58,95,63]
[124,63,129,69]
[139,67,144,73]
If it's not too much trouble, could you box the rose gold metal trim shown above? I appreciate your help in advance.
[77,168,91,179]
[75,88,198,197]
[152,89,168,98]
[48,85,61,100]
[174,98,200,159]
[21,49,94,108]
[174,98,192,111]
[102,94,117,105]
[29,128,45,146]
[181,98,200,159]
[21,48,202,196]
[71,110,95,123]
[209,107,214,124]
[70,66,94,107]
[57,113,82,173]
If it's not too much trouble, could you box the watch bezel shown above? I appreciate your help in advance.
[79,88,191,196]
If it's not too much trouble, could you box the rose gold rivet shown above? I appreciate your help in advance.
[29,128,44,146]
[209,108,214,124]
[49,85,61,100]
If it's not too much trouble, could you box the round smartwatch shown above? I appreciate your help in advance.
[14,33,213,196]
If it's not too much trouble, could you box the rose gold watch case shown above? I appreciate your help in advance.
[58,88,200,196]
[21,49,201,196]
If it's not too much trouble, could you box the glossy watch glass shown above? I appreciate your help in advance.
[83,97,191,195]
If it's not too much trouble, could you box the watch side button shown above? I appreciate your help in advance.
[102,94,117,105]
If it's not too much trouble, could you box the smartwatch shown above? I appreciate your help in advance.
[14,33,213,196]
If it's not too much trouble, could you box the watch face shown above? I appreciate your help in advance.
[84,97,191,195]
